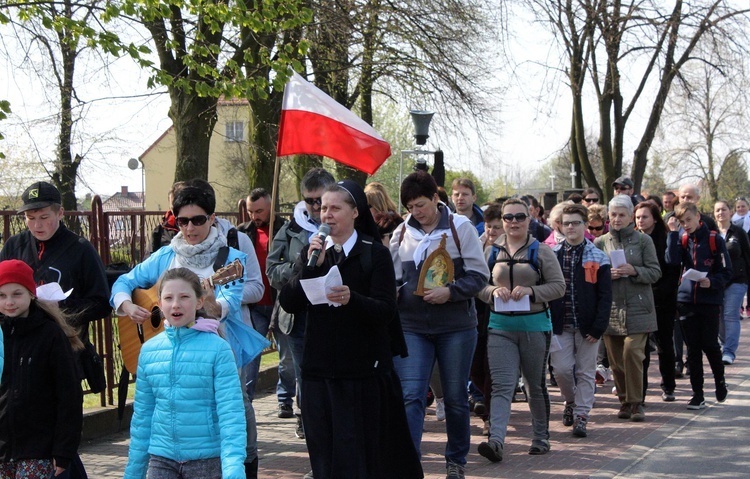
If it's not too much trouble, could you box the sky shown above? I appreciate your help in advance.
[0,3,689,201]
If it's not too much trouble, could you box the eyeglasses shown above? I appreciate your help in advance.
[614,186,632,192]
[303,197,322,206]
[562,220,584,227]
[502,213,528,223]
[587,225,604,231]
[583,197,599,203]
[176,215,210,227]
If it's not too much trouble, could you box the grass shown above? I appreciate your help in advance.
[83,351,280,409]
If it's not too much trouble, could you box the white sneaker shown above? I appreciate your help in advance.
[436,397,446,421]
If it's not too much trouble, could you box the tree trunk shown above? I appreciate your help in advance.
[169,93,218,182]
[247,94,282,190]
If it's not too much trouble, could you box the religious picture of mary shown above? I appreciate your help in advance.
[425,256,449,289]
[415,234,455,296]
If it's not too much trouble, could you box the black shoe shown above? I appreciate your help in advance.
[478,440,503,462]
[716,381,728,403]
[675,365,684,379]
[426,387,435,408]
[549,374,558,387]
[245,457,258,479]
[278,403,294,418]
[295,416,305,439]
[562,402,575,427]
[473,400,486,416]
[572,416,588,437]
[687,396,706,410]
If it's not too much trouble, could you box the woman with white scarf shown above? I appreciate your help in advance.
[111,181,268,478]
[390,171,489,479]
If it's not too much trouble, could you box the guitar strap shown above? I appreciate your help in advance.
[213,246,230,272]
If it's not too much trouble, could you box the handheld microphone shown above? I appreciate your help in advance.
[307,224,331,267]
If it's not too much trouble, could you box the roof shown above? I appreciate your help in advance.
[102,191,145,212]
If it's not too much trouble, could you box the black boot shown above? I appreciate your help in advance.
[245,457,258,479]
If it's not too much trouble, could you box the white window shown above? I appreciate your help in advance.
[225,121,244,142]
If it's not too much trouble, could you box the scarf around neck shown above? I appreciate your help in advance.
[293,200,320,238]
[405,207,470,268]
[170,227,227,269]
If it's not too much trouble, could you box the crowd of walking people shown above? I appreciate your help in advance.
[0,171,746,479]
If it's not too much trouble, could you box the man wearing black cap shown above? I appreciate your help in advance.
[0,181,110,478]
[612,176,645,206]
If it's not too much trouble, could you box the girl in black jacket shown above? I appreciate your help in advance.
[714,200,750,365]
[0,260,83,479]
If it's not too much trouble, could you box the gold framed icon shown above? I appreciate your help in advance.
[415,234,454,296]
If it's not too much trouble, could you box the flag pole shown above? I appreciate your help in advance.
[269,154,282,252]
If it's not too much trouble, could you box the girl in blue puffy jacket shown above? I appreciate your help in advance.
[125,268,247,479]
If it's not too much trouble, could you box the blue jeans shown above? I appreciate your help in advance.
[275,325,304,408]
[721,282,745,361]
[242,304,272,401]
[393,328,477,466]
[146,455,221,479]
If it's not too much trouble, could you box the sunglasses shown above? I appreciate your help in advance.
[584,197,599,203]
[562,220,584,227]
[176,215,211,227]
[303,197,322,206]
[588,225,604,231]
[614,186,632,192]
[502,213,529,223]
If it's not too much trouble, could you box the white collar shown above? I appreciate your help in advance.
[327,230,358,256]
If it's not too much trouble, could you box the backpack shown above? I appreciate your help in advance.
[493,240,542,284]
[681,231,717,256]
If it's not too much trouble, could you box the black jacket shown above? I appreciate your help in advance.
[0,223,111,337]
[666,223,733,305]
[279,234,399,379]
[723,224,750,286]
[0,303,82,469]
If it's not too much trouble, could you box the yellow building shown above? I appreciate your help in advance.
[140,99,252,211]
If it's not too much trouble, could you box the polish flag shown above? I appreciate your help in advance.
[276,72,391,175]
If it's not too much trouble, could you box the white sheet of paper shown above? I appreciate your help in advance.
[300,265,344,307]
[610,249,627,269]
[35,282,73,301]
[494,295,531,312]
[682,268,708,282]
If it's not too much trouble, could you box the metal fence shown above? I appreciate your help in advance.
[0,196,259,408]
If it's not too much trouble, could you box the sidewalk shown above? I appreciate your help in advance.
[81,334,750,478]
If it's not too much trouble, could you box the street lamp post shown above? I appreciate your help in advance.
[399,110,436,212]
[128,157,145,209]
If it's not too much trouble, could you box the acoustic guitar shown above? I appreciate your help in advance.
[118,259,244,374]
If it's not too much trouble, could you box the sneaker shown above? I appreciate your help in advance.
[661,390,676,402]
[716,381,728,403]
[482,419,490,436]
[478,440,503,462]
[617,403,631,419]
[687,396,706,410]
[295,416,305,439]
[562,401,575,427]
[436,397,446,421]
[473,400,486,416]
[278,403,294,419]
[631,403,645,422]
[303,471,314,479]
[572,416,588,437]
[445,461,465,479]
[722,354,734,365]
[675,366,684,379]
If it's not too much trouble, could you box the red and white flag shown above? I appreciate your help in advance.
[276,72,391,175]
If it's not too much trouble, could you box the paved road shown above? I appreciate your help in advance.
[81,333,750,478]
